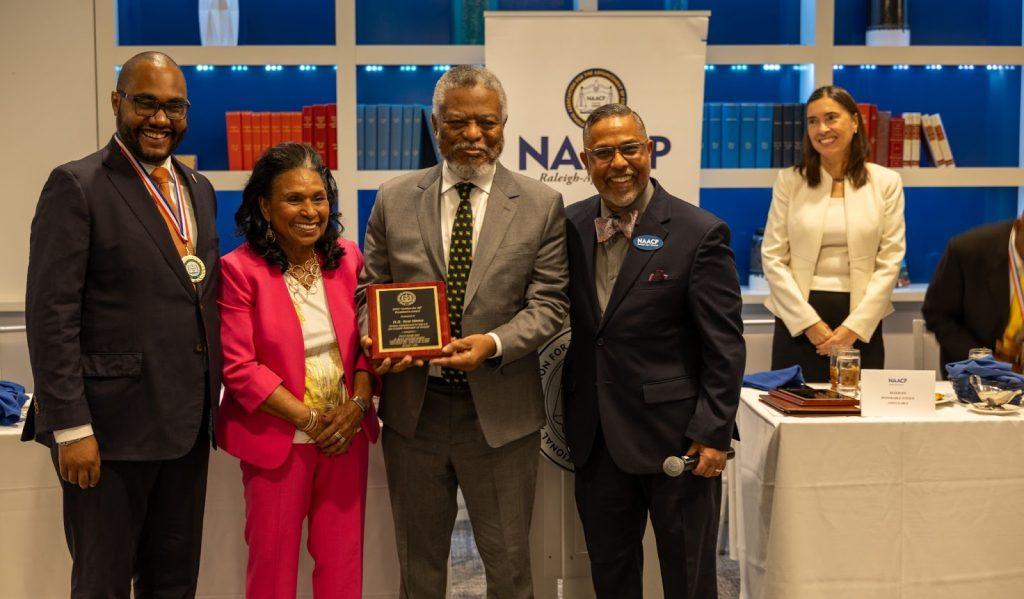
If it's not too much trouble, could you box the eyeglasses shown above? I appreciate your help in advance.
[584,141,647,164]
[117,90,191,120]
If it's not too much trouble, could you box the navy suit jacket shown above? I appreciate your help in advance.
[23,137,221,460]
[562,180,745,474]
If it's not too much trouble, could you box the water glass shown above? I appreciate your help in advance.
[968,347,993,360]
[837,348,861,396]
[829,346,853,391]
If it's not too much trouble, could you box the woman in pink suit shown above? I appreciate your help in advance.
[217,142,379,599]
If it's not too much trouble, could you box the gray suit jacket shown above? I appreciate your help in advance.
[357,162,569,447]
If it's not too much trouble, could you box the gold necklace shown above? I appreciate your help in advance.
[285,255,321,303]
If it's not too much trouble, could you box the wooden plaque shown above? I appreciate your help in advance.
[367,281,451,360]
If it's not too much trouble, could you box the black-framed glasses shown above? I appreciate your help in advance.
[584,141,647,164]
[117,90,191,120]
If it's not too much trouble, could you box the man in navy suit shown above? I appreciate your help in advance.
[562,103,745,598]
[25,52,220,597]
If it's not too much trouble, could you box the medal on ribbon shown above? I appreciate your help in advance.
[114,134,206,283]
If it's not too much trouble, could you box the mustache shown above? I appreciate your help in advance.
[452,141,499,160]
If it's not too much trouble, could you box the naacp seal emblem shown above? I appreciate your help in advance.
[396,291,416,307]
[538,328,572,471]
[564,68,627,128]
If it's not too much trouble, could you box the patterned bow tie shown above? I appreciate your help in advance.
[595,210,638,243]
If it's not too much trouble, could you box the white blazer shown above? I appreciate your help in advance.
[762,162,906,340]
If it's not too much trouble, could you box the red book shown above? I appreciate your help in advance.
[240,111,254,170]
[327,103,338,170]
[312,104,328,165]
[302,106,314,145]
[875,111,891,167]
[888,117,904,168]
[856,103,878,163]
[226,111,242,171]
[270,112,285,147]
[258,112,272,160]
[290,112,302,143]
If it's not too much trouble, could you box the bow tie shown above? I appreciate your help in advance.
[595,210,638,243]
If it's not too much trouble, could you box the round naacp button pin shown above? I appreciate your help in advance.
[633,234,664,251]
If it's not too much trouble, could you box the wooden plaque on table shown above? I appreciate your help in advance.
[759,394,861,416]
[769,387,859,407]
[368,281,451,360]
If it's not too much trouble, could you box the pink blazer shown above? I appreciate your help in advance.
[216,240,379,470]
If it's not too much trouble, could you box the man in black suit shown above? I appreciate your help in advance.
[923,218,1020,371]
[24,52,220,598]
[563,103,745,599]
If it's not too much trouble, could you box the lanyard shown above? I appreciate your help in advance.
[113,134,191,246]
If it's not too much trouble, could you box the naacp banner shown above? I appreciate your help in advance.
[485,11,710,207]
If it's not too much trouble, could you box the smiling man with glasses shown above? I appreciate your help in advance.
[562,103,745,598]
[24,51,220,598]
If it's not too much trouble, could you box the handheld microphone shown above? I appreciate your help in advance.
[662,448,736,477]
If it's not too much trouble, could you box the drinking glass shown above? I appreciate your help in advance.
[829,345,853,391]
[837,348,861,396]
[968,347,993,360]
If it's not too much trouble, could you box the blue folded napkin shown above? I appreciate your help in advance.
[945,358,1024,404]
[0,380,29,426]
[742,365,806,391]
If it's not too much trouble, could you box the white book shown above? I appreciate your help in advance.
[921,114,947,167]
[932,113,956,167]
[901,112,914,167]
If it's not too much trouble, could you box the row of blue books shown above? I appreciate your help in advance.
[357,104,441,170]
[701,103,807,169]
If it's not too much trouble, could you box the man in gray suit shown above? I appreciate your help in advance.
[357,65,569,598]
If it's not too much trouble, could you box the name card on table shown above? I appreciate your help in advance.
[860,370,936,417]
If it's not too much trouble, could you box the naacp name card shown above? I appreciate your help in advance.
[860,370,936,418]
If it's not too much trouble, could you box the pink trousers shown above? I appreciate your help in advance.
[240,437,369,599]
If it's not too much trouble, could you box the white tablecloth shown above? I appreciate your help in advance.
[0,420,400,599]
[731,382,1024,599]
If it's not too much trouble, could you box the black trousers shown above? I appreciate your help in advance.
[52,427,210,599]
[574,429,721,599]
[771,290,885,383]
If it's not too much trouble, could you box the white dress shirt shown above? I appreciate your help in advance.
[430,161,502,376]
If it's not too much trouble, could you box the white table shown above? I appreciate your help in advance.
[0,420,400,599]
[730,382,1024,599]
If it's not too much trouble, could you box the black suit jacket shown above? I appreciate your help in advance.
[23,137,222,460]
[922,220,1012,370]
[562,180,745,475]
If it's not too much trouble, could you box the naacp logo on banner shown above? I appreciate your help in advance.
[564,68,628,128]
[538,328,573,471]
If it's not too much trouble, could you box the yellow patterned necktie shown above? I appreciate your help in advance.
[443,182,475,386]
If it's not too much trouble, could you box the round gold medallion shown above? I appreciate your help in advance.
[182,254,207,283]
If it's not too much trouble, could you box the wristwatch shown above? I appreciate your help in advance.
[351,395,370,415]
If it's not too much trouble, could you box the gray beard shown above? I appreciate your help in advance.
[447,159,495,180]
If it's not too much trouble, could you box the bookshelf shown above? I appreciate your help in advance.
[94,0,1024,284]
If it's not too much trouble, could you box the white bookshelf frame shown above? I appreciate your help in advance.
[95,0,1024,220]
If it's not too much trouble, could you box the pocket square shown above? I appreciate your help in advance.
[648,269,669,282]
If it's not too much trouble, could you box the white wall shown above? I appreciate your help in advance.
[0,0,98,307]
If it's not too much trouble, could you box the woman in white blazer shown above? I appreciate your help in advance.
[762,85,906,381]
